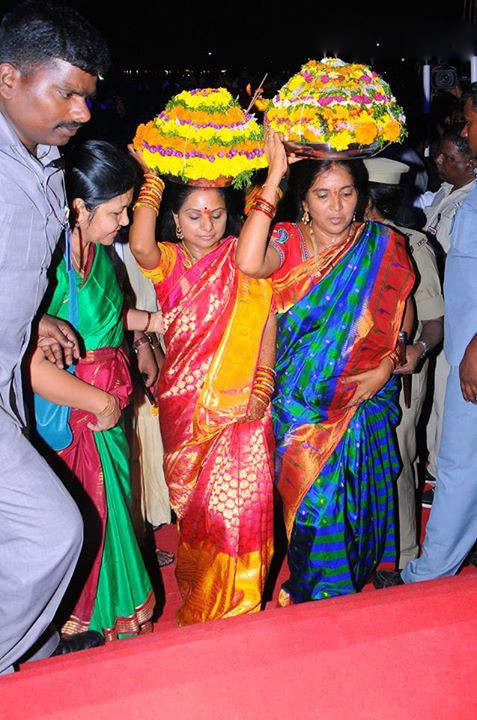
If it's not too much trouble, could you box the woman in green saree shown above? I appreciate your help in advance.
[29,141,162,640]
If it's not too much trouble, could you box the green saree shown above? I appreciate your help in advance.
[40,243,155,640]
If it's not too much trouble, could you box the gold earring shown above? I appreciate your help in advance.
[302,207,310,224]
[175,224,184,240]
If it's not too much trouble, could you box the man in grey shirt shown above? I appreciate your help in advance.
[0,1,110,674]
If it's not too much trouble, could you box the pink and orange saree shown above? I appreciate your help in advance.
[142,236,275,625]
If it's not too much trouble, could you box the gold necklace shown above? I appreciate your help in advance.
[180,241,197,266]
[309,222,354,255]
[307,223,319,257]
[72,252,85,274]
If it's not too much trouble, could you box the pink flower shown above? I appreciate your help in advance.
[351,95,372,104]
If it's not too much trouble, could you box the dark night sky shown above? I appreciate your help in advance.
[0,0,466,68]
[70,1,476,69]
[70,1,477,113]
[0,1,475,70]
[1,1,477,116]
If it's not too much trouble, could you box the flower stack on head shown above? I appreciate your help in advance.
[264,57,406,157]
[132,87,268,188]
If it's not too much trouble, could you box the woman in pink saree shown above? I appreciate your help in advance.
[128,154,276,625]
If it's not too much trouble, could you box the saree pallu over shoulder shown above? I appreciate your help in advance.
[155,236,273,517]
[272,221,415,539]
[149,236,275,625]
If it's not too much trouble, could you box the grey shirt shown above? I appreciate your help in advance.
[0,112,67,425]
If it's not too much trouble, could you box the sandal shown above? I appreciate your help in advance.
[155,548,175,567]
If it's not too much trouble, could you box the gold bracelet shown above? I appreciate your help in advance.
[97,393,116,417]
[250,386,272,404]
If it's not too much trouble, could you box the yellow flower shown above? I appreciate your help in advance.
[332,106,349,120]
[330,130,354,150]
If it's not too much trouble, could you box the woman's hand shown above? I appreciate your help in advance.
[342,357,394,407]
[127,144,153,175]
[148,310,164,334]
[126,308,164,334]
[263,129,289,184]
[136,340,159,387]
[243,395,268,422]
[87,393,122,432]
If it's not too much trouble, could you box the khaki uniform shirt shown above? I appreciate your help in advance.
[424,180,475,254]
[393,223,444,337]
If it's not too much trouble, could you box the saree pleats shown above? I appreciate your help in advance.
[175,419,274,624]
[272,222,414,604]
[151,237,275,625]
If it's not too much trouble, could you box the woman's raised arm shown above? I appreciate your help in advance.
[128,145,163,271]
[236,131,289,278]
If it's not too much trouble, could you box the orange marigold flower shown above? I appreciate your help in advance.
[355,122,378,145]
[381,119,402,142]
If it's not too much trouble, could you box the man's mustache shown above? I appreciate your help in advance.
[55,122,84,131]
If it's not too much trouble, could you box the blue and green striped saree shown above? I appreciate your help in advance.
[270,221,415,604]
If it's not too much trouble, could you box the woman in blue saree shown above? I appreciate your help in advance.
[236,132,415,604]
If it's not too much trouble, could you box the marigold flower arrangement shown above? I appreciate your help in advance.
[264,57,406,153]
[132,88,267,188]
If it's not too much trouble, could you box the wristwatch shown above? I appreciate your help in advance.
[415,339,429,358]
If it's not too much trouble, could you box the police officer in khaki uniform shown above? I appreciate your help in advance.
[363,158,444,568]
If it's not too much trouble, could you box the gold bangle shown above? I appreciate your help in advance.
[256,363,276,375]
[144,173,165,192]
[250,393,269,408]
[97,393,116,417]
[251,386,272,404]
[384,352,399,372]
[132,200,159,216]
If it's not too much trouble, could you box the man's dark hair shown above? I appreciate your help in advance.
[0,0,110,77]
[440,123,472,161]
[464,82,477,111]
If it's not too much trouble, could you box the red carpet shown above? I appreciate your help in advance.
[3,497,477,718]
[3,570,477,719]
